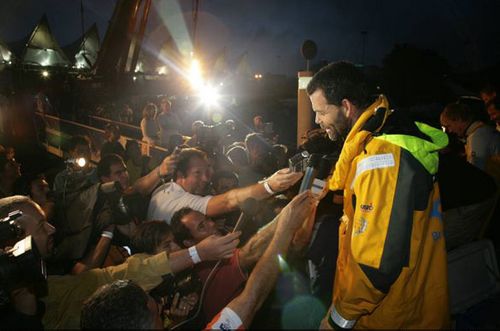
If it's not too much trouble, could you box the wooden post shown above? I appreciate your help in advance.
[297,71,313,147]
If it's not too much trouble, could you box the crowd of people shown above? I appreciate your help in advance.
[0,61,499,329]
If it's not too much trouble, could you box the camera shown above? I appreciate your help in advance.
[196,123,232,154]
[288,150,310,172]
[149,270,202,309]
[0,211,24,245]
[0,211,47,292]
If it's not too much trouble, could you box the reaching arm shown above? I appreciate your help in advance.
[206,168,302,217]
[237,215,278,271]
[71,225,115,274]
[207,192,315,329]
[132,152,178,196]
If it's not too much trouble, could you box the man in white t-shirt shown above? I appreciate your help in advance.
[147,148,302,224]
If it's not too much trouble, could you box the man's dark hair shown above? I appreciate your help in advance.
[81,280,154,329]
[306,61,371,109]
[97,153,124,179]
[131,221,172,255]
[67,135,91,152]
[173,148,207,181]
[245,133,271,152]
[170,207,196,247]
[104,123,121,137]
[442,102,476,123]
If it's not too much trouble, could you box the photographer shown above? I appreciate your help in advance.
[62,152,178,274]
[239,133,278,186]
[0,195,241,329]
[0,196,55,329]
[52,135,98,197]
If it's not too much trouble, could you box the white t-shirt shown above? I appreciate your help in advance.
[147,182,213,224]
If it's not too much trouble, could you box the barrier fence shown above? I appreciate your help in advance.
[35,112,169,163]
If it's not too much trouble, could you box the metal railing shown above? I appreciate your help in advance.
[34,112,168,162]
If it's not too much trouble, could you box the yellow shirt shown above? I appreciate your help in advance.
[42,252,171,329]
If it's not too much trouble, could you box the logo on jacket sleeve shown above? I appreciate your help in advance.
[359,203,373,212]
[354,218,368,235]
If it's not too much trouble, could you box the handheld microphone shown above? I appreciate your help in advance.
[298,154,331,197]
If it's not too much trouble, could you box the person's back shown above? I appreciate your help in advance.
[465,121,500,171]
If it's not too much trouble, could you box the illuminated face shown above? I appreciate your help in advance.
[181,210,218,244]
[310,89,349,141]
[17,201,56,258]
[177,157,211,195]
[102,161,130,190]
[440,114,467,137]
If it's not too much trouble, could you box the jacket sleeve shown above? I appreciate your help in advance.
[332,148,432,325]
[101,252,173,291]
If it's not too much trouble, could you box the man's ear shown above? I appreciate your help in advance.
[341,99,358,119]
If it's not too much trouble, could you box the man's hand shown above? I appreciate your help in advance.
[278,191,315,232]
[165,292,198,322]
[266,168,303,193]
[196,231,241,261]
[159,151,180,178]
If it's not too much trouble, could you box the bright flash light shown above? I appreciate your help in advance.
[278,254,290,272]
[157,66,167,75]
[198,84,221,108]
[76,157,87,168]
[254,73,263,79]
[41,70,49,78]
[189,59,203,88]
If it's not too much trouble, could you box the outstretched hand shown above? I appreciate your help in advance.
[266,168,303,193]
[278,191,316,233]
[196,231,241,261]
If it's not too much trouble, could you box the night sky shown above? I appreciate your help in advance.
[0,0,499,76]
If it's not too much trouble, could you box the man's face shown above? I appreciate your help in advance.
[160,100,171,113]
[102,161,130,190]
[16,202,56,258]
[310,89,349,141]
[181,210,218,244]
[487,104,500,123]
[177,157,211,195]
[154,232,181,254]
[30,177,50,201]
[480,92,496,104]
[3,158,21,180]
[440,114,467,137]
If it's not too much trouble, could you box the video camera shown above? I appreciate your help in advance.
[196,122,233,154]
[149,270,202,309]
[0,211,47,292]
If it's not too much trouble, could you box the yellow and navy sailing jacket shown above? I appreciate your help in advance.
[328,95,450,329]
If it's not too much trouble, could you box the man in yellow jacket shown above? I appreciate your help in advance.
[307,62,450,329]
